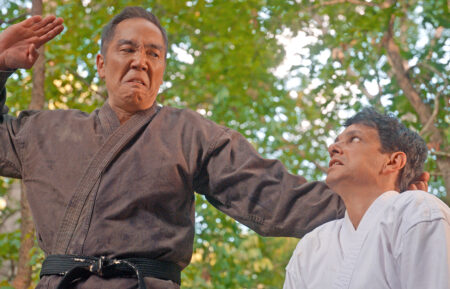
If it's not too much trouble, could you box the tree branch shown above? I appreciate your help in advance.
[0,12,30,25]
[383,15,434,128]
[307,0,398,11]
[309,0,379,10]
[382,13,449,194]
[430,151,450,158]
[429,172,450,178]
[0,208,19,227]
[417,63,447,136]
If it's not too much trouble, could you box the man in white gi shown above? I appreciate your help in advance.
[284,108,450,289]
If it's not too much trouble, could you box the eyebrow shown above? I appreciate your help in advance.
[117,39,164,51]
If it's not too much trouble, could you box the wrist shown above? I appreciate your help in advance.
[0,55,12,71]
[0,55,7,71]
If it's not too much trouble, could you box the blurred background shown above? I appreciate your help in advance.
[0,0,448,288]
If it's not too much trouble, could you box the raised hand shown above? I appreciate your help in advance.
[0,15,64,70]
[408,172,430,192]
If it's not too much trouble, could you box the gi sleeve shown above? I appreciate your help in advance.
[0,70,24,178]
[398,218,450,289]
[195,127,345,238]
[0,70,14,114]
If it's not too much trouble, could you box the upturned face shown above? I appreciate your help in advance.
[96,17,166,114]
[326,124,390,195]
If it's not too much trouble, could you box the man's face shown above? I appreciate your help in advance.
[96,17,166,113]
[326,124,389,194]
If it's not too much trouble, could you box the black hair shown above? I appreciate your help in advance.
[100,6,168,58]
[344,107,428,192]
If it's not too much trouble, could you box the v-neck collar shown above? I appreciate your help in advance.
[98,101,160,137]
[356,190,399,233]
[333,191,399,289]
[98,102,121,137]
[340,191,399,255]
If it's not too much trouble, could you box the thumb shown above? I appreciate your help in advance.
[27,43,40,66]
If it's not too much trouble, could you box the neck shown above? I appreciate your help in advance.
[115,110,133,124]
[339,187,387,229]
[344,197,374,229]
[108,102,134,124]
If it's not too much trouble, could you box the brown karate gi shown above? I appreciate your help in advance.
[0,71,345,288]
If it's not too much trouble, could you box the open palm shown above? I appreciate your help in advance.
[0,15,63,70]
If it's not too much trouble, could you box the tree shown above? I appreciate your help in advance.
[274,0,448,202]
[11,0,44,288]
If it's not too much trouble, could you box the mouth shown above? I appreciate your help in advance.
[329,159,344,168]
[126,78,147,87]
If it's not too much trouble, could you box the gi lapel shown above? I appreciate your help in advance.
[52,105,161,254]
[331,191,399,289]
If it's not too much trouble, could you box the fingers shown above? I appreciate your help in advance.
[31,15,57,31]
[411,181,428,192]
[408,172,430,192]
[34,17,63,36]
[36,21,64,47]
[22,15,43,28]
[421,172,430,183]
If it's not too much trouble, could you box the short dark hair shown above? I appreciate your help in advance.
[100,6,168,58]
[344,107,428,192]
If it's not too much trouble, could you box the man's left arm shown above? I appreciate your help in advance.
[398,218,450,289]
[195,127,345,238]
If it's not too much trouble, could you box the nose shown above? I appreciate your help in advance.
[328,141,342,157]
[130,50,148,71]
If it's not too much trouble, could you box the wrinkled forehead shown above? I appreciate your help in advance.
[112,18,165,46]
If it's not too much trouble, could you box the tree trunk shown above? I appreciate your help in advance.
[383,15,449,201]
[11,183,35,289]
[12,0,44,288]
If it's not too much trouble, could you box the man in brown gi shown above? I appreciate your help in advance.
[0,7,428,289]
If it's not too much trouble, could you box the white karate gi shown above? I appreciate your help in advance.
[284,190,450,289]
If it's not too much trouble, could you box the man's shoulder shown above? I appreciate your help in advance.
[161,105,203,119]
[160,105,230,133]
[16,108,91,122]
[298,218,344,248]
[389,190,450,229]
[162,106,216,122]
[288,218,343,270]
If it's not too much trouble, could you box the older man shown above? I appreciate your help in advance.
[0,7,347,289]
[284,108,449,289]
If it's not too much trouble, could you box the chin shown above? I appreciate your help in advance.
[129,94,155,111]
[325,174,336,186]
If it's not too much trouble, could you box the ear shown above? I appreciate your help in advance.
[382,152,407,174]
[96,53,105,79]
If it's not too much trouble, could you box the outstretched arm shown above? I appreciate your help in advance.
[0,15,63,70]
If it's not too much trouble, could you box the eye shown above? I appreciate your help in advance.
[350,136,361,143]
[147,50,160,58]
[121,48,135,53]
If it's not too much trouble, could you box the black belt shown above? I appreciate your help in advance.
[40,254,181,289]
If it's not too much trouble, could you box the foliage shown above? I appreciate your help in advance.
[276,0,449,198]
[0,0,448,287]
